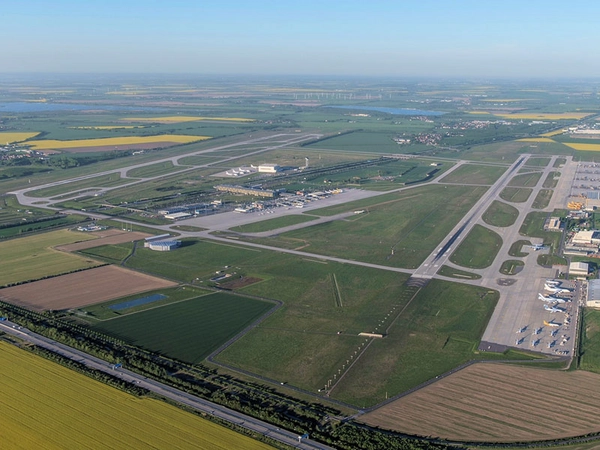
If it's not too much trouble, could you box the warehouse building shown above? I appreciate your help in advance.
[588,280,600,308]
[258,163,280,173]
[569,261,590,278]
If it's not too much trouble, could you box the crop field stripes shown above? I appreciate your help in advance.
[331,273,343,307]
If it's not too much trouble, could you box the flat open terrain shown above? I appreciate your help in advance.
[440,164,506,185]
[449,224,503,269]
[0,229,101,287]
[0,265,177,311]
[94,292,273,363]
[25,134,209,151]
[482,200,519,227]
[360,363,600,442]
[56,229,151,252]
[0,342,272,450]
[244,184,487,269]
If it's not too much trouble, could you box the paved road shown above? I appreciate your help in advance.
[411,155,527,279]
[0,321,333,450]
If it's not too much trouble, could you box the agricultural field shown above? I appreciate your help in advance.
[449,224,502,269]
[580,309,600,373]
[360,363,600,442]
[0,342,272,450]
[25,135,209,152]
[0,265,177,311]
[482,200,519,227]
[440,164,506,185]
[123,116,254,123]
[0,229,100,287]
[94,292,273,363]
[242,184,487,269]
[496,112,592,120]
[0,131,40,143]
[563,143,600,152]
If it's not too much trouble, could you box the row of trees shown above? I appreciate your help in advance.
[0,300,450,450]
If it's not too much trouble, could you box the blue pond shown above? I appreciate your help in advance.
[109,294,167,311]
[326,105,445,116]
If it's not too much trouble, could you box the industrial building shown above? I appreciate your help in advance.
[588,279,600,308]
[257,163,280,173]
[214,184,277,198]
[164,212,192,220]
[147,240,181,251]
[569,261,590,278]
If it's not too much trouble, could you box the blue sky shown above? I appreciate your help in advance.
[3,0,600,77]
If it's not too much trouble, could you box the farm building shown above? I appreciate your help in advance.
[587,279,600,308]
[258,163,280,173]
[569,261,590,277]
[147,240,181,251]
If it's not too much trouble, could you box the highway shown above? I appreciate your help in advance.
[0,321,333,450]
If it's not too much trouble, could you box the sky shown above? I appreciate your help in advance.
[3,0,600,78]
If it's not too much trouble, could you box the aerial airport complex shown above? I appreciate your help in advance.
[4,78,600,448]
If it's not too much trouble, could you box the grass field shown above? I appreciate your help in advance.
[229,214,316,233]
[0,131,40,143]
[326,280,498,406]
[523,157,551,167]
[508,240,532,257]
[26,173,130,198]
[360,363,600,442]
[497,112,592,120]
[450,225,503,269]
[440,164,507,185]
[499,187,533,203]
[25,135,209,150]
[519,211,563,255]
[542,171,560,188]
[436,265,481,280]
[0,342,272,450]
[94,292,273,363]
[508,172,542,187]
[532,189,553,209]
[580,309,600,373]
[126,161,188,178]
[242,184,487,269]
[0,229,100,287]
[123,116,254,123]
[499,259,524,275]
[482,200,519,227]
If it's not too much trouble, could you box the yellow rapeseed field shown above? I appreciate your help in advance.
[124,116,254,123]
[25,135,209,150]
[496,112,591,120]
[563,143,600,151]
[517,138,556,143]
[0,131,40,144]
[467,111,491,115]
[0,342,273,450]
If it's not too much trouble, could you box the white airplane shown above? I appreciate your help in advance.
[544,305,565,313]
[545,280,561,286]
[538,294,568,304]
[544,320,561,328]
[528,244,547,251]
[515,337,525,345]
[531,338,540,347]
[544,284,572,294]
[534,327,543,335]
[516,326,528,333]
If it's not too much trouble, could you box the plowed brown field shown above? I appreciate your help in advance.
[360,363,600,442]
[56,230,151,252]
[0,265,176,310]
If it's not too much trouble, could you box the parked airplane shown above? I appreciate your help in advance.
[544,284,572,294]
[528,244,548,251]
[538,294,568,304]
[515,337,525,345]
[545,280,561,286]
[544,305,565,313]
[544,320,561,328]
[534,327,543,335]
[516,326,527,333]
[531,338,540,347]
